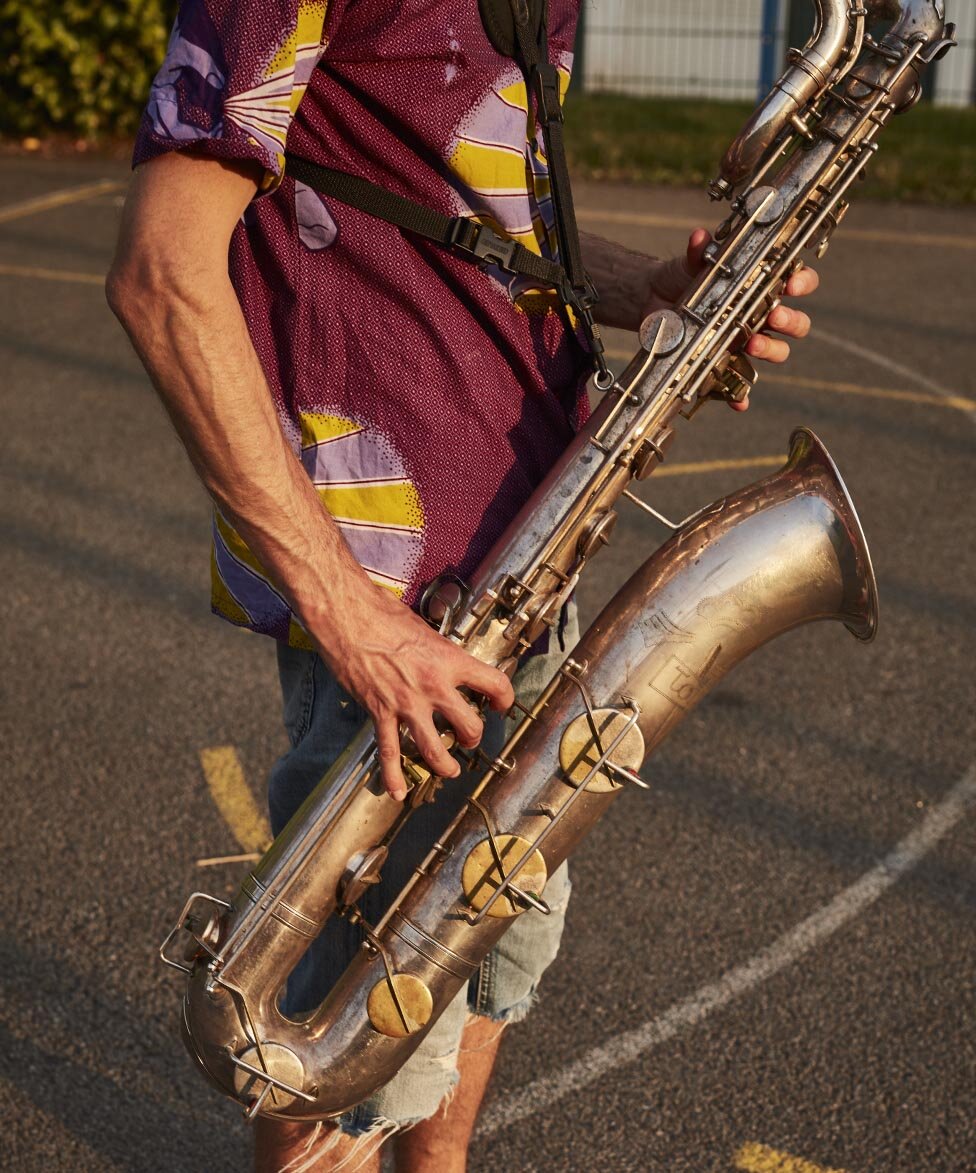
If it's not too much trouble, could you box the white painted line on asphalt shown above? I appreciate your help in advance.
[0,262,104,285]
[814,327,976,427]
[196,852,262,868]
[0,179,124,224]
[604,346,976,414]
[478,763,976,1137]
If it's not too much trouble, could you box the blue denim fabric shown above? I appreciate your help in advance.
[267,609,577,1132]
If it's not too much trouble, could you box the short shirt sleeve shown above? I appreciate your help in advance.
[133,0,330,192]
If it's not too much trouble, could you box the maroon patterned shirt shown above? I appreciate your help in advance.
[134,0,589,647]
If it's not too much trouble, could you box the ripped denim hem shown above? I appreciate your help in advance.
[468,983,540,1026]
[338,1065,461,1136]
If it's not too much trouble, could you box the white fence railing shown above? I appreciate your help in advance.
[580,0,975,108]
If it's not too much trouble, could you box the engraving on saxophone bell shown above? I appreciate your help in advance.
[462,835,548,918]
[559,709,646,793]
[649,654,708,711]
[367,974,434,1039]
[639,611,695,648]
[232,1043,306,1109]
[638,308,685,355]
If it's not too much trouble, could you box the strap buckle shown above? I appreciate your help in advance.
[448,218,519,271]
[532,63,564,125]
[559,272,600,316]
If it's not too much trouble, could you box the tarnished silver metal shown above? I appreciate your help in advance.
[164,0,950,1122]
[638,308,685,355]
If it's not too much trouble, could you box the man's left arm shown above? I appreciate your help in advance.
[579,229,818,406]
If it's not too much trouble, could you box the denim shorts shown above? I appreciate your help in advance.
[266,607,578,1135]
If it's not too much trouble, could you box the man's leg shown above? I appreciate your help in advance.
[392,1014,506,1173]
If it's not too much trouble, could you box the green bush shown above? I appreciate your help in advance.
[0,0,171,138]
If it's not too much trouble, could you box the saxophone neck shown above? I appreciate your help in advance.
[710,0,952,198]
[711,0,861,197]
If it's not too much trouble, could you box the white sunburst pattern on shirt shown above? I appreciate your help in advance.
[297,410,427,598]
[223,37,325,159]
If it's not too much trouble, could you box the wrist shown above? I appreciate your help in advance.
[299,572,402,661]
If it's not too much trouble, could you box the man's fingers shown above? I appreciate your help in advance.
[375,712,408,801]
[766,306,811,339]
[456,658,515,714]
[785,266,820,298]
[407,713,461,780]
[686,227,711,275]
[437,694,485,750]
[746,333,791,363]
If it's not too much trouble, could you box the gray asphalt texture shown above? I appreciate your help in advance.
[1,155,974,1173]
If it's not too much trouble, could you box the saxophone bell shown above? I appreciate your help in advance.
[176,428,878,1120]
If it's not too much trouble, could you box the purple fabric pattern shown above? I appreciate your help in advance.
[145,7,227,142]
[295,182,338,251]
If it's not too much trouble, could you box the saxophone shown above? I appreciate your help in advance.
[161,0,954,1120]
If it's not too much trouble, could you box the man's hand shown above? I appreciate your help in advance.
[642,228,819,411]
[314,585,514,802]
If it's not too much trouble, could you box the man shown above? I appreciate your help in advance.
[107,2,816,1169]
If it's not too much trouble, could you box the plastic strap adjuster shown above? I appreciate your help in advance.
[532,63,564,125]
[448,218,519,271]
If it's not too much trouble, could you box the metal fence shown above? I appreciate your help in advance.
[580,0,976,107]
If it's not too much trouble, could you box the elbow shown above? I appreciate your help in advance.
[105,260,139,330]
[106,243,208,340]
[105,245,161,336]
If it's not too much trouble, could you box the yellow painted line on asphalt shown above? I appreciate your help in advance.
[196,852,262,868]
[604,350,975,414]
[578,208,705,232]
[576,205,976,251]
[734,1141,847,1173]
[0,179,124,224]
[199,746,272,855]
[768,370,976,413]
[0,262,104,286]
[1,269,970,412]
[655,454,784,478]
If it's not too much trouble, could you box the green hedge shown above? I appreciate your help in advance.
[564,92,976,205]
[0,1,171,138]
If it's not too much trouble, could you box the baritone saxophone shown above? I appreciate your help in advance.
[161,0,954,1121]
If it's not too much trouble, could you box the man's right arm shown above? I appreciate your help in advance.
[106,152,513,799]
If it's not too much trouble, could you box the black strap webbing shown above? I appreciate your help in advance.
[506,0,609,379]
[284,1,611,383]
[284,153,567,291]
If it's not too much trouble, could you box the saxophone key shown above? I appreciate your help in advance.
[558,708,646,794]
[462,834,548,918]
[367,973,434,1038]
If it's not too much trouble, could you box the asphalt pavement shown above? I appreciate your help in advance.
[1,154,974,1173]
